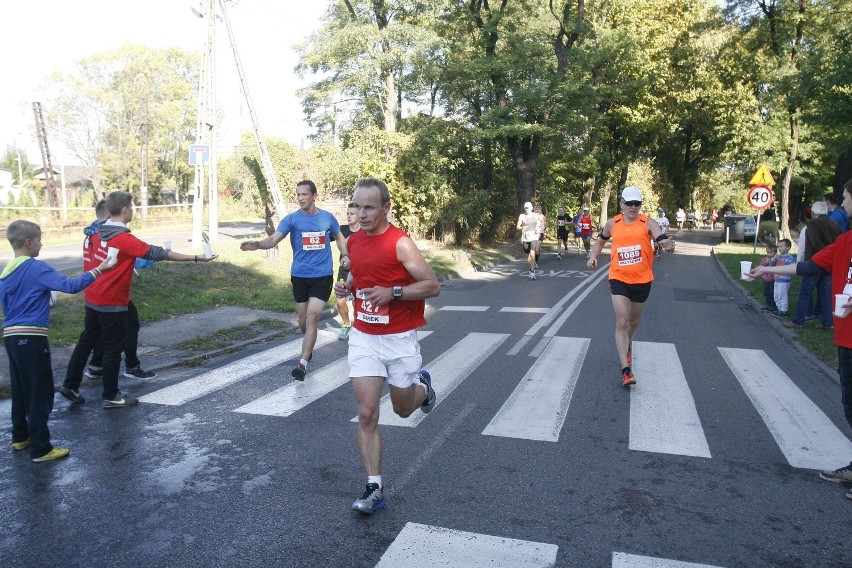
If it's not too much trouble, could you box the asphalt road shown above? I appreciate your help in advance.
[1,231,850,567]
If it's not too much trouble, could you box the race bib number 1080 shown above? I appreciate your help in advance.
[616,245,642,266]
[301,231,326,251]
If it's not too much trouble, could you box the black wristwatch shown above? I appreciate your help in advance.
[392,286,403,300]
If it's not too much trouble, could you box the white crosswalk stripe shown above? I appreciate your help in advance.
[375,522,558,568]
[136,328,851,471]
[612,552,725,568]
[358,332,510,428]
[139,330,338,406]
[482,336,589,442]
[719,347,852,470]
[232,331,433,417]
[630,341,711,458]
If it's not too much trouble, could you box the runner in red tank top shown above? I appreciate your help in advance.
[587,186,675,387]
[334,177,441,515]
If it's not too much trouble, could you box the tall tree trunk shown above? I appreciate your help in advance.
[780,115,798,239]
[383,72,397,132]
[833,148,852,193]
[508,136,539,207]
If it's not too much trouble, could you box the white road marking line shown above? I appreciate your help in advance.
[139,331,338,406]
[357,332,510,428]
[612,551,725,568]
[375,523,558,568]
[233,357,350,417]
[543,267,610,337]
[232,330,432,417]
[630,342,711,458]
[439,305,489,311]
[499,307,550,313]
[524,262,608,337]
[528,336,552,358]
[483,337,589,442]
[719,347,852,469]
[507,335,533,356]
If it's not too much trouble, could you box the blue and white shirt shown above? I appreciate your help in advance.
[276,209,341,278]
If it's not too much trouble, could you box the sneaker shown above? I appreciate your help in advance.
[351,482,385,514]
[819,464,852,484]
[816,322,833,330]
[529,271,536,281]
[419,370,435,413]
[760,306,774,312]
[585,252,590,259]
[102,393,138,409]
[58,387,86,404]
[32,447,70,463]
[11,439,31,451]
[770,311,787,319]
[338,325,351,341]
[557,253,562,260]
[84,367,103,379]
[783,321,802,329]
[124,367,157,379]
[292,364,307,381]
[622,371,636,387]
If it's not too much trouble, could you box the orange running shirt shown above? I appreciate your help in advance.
[608,214,654,284]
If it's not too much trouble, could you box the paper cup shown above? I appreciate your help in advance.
[107,247,119,263]
[164,240,171,250]
[49,291,58,307]
[202,244,212,259]
[835,294,850,318]
[740,260,752,278]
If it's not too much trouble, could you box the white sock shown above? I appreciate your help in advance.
[368,475,382,488]
[299,358,308,368]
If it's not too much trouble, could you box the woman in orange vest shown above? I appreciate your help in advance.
[587,186,675,387]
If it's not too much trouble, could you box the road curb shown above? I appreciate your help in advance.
[710,246,839,385]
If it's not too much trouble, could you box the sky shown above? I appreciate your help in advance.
[0,0,328,168]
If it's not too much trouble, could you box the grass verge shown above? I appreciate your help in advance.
[714,243,837,369]
[2,237,517,347]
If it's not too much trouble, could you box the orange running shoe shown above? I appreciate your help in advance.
[622,371,636,387]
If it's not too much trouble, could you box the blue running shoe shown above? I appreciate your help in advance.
[418,370,435,412]
[352,483,385,514]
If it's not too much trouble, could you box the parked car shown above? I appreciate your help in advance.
[722,215,757,242]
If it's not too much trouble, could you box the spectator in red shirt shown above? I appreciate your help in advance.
[752,178,852,501]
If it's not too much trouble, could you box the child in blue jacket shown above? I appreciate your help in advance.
[1,220,113,462]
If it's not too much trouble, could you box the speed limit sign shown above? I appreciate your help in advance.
[747,185,774,210]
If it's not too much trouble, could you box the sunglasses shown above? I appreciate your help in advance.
[624,201,642,207]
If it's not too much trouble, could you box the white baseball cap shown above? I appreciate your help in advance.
[621,186,643,202]
[583,206,590,211]
[524,202,533,210]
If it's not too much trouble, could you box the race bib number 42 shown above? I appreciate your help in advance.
[617,245,643,266]
[301,231,326,251]
[355,289,390,324]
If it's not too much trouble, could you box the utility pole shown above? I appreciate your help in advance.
[140,99,149,220]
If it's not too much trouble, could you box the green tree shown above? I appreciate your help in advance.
[48,44,199,202]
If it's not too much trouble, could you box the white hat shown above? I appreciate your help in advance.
[621,186,643,202]
[811,201,828,216]
[583,206,590,211]
[524,202,533,210]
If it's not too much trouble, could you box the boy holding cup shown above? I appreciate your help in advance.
[751,178,852,501]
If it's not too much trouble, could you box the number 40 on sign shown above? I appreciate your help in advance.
[747,185,774,210]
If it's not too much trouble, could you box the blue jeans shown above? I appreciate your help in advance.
[792,273,830,325]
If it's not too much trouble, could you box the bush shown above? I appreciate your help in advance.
[758,220,778,243]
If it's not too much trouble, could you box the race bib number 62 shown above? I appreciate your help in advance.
[616,245,642,266]
[301,231,326,251]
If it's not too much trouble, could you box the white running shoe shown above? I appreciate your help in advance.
[529,271,536,280]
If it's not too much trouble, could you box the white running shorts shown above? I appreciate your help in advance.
[348,328,422,388]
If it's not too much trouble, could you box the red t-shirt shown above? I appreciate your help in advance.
[83,231,150,308]
[348,224,426,335]
[580,215,594,235]
[810,231,852,348]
